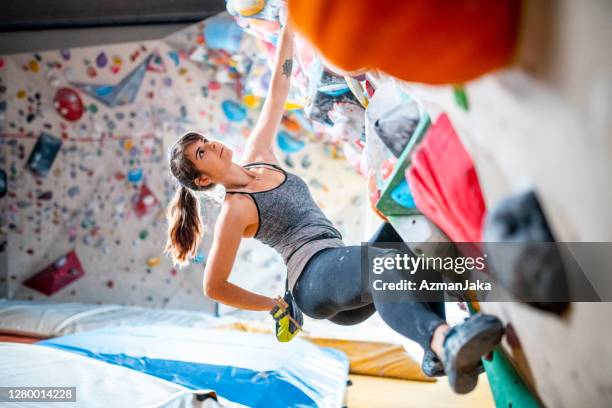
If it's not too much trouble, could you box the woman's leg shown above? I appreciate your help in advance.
[367,222,447,349]
[293,246,373,321]
[293,242,447,350]
[328,303,376,325]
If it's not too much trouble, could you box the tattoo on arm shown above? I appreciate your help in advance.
[282,59,293,78]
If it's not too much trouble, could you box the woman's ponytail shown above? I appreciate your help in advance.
[165,131,214,267]
[164,185,203,267]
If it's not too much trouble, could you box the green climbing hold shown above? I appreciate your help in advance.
[466,304,541,408]
[139,230,149,240]
[81,218,94,229]
[453,85,469,111]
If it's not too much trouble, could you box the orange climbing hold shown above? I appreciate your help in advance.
[288,0,520,84]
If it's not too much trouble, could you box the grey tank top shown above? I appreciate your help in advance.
[226,162,345,290]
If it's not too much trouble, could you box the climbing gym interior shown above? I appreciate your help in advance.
[1,1,611,407]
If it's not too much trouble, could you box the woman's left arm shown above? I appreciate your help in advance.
[243,23,294,163]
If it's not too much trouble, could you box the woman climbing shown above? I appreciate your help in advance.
[164,22,504,394]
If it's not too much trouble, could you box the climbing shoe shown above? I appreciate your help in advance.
[422,349,445,377]
[270,290,303,342]
[422,349,485,378]
[443,313,504,394]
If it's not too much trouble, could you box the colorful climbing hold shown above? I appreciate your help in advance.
[390,179,416,208]
[37,191,53,200]
[318,83,350,96]
[146,257,161,267]
[96,52,108,68]
[243,94,262,109]
[53,87,84,121]
[453,84,469,111]
[123,139,134,151]
[28,60,40,72]
[67,186,80,198]
[127,168,143,183]
[95,85,114,97]
[204,13,244,53]
[221,100,247,122]
[191,250,206,264]
[282,115,302,133]
[208,80,221,91]
[284,101,303,110]
[229,0,265,17]
[167,51,179,66]
[277,130,305,153]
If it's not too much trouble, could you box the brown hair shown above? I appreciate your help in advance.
[164,132,215,267]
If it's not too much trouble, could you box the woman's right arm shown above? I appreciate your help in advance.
[202,197,277,311]
[242,23,294,165]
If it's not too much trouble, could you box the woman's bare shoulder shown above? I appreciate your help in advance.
[214,192,258,237]
[221,193,252,216]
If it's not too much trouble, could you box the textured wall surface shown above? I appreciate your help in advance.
[0,20,366,311]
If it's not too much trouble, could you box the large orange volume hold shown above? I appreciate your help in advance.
[289,0,521,84]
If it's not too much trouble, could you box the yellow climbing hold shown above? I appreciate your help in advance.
[17,90,26,99]
[243,94,262,109]
[123,139,134,151]
[29,60,39,72]
[230,0,265,17]
[284,100,303,111]
[146,257,161,267]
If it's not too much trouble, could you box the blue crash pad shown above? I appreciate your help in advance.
[39,326,348,408]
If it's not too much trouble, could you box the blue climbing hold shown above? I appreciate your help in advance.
[203,14,244,53]
[277,130,305,153]
[318,83,351,96]
[191,250,206,264]
[127,168,143,183]
[391,179,416,208]
[167,51,179,67]
[222,100,247,122]
[95,86,114,97]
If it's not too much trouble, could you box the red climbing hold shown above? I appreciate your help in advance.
[22,250,85,296]
[406,113,486,242]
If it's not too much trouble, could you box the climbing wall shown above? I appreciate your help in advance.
[0,19,365,310]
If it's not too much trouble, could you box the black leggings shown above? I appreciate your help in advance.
[293,223,446,350]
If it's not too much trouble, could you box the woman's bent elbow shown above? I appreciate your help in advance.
[203,282,221,300]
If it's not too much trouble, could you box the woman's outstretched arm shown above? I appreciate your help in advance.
[243,23,294,163]
[203,196,277,311]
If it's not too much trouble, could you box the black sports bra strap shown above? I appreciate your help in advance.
[243,162,286,173]
[225,162,286,194]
